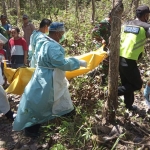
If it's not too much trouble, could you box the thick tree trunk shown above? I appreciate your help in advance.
[103,0,124,124]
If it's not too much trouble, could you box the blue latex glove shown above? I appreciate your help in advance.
[144,85,150,102]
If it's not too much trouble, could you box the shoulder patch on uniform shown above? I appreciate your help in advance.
[124,26,140,34]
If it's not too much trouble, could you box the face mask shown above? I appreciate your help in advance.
[59,34,65,43]
[45,32,49,35]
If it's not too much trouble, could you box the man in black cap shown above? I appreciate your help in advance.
[118,5,150,111]
[22,14,35,48]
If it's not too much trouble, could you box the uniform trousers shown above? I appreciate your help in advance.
[118,57,143,108]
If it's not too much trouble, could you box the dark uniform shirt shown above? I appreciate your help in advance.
[92,18,111,48]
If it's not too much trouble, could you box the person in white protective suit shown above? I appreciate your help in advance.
[13,22,87,137]
[0,55,14,121]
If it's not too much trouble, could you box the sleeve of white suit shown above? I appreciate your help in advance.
[0,85,10,114]
[0,61,4,85]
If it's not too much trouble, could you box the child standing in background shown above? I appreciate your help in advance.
[9,27,28,69]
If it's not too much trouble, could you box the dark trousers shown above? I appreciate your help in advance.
[118,57,143,108]
[11,63,24,69]
[3,42,10,60]
[25,124,41,133]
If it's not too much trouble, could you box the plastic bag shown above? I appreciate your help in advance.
[4,46,108,95]
[66,46,108,79]
[4,65,35,95]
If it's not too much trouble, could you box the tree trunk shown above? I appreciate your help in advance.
[91,0,95,24]
[65,0,69,13]
[102,0,124,124]
[16,0,21,26]
[30,0,32,16]
[2,1,7,16]
[112,0,115,8]
[76,0,79,20]
[132,0,140,18]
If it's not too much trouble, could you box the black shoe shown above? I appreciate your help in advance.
[24,128,40,138]
[62,109,76,119]
[127,105,137,111]
[24,124,41,138]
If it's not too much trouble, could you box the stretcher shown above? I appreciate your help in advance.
[4,46,108,95]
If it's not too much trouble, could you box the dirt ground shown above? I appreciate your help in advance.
[0,89,150,150]
[0,94,53,150]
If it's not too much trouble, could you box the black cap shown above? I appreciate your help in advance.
[22,14,28,19]
[136,5,150,14]
[1,15,7,19]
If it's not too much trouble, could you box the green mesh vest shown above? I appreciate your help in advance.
[120,25,146,60]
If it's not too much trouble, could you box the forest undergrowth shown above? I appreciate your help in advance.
[0,41,150,150]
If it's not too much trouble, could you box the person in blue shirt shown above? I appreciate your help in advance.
[0,15,11,60]
[0,15,11,39]
[13,22,87,137]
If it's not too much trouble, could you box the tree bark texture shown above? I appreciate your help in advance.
[103,0,124,123]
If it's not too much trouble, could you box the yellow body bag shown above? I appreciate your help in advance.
[4,46,108,95]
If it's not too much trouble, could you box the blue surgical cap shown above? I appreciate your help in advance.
[49,22,65,31]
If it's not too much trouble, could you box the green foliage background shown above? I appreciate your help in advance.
[0,0,150,54]
[0,0,150,149]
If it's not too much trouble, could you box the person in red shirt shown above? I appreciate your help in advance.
[9,27,28,69]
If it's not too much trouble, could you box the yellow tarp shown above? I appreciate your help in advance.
[4,46,108,95]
